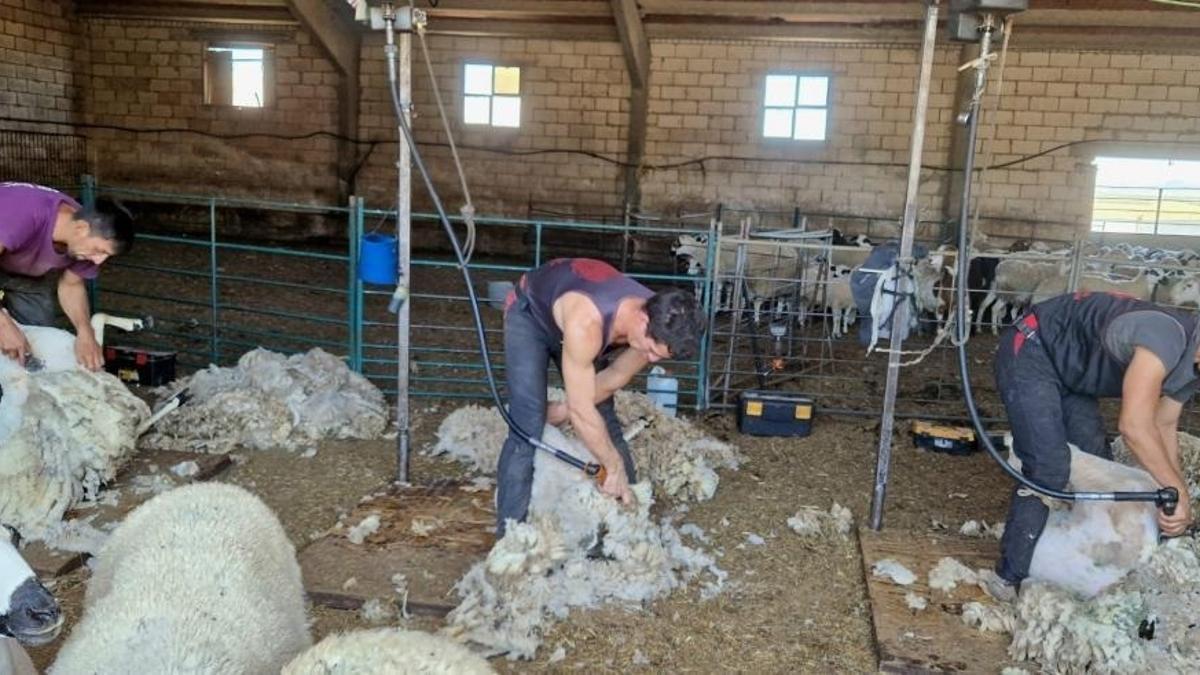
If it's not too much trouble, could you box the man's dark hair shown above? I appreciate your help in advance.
[645,289,706,360]
[75,198,135,254]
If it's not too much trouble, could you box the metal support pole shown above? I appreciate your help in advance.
[209,197,220,365]
[869,0,940,531]
[387,9,414,484]
[81,175,98,309]
[347,196,361,372]
[1153,187,1164,236]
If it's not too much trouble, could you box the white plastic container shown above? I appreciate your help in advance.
[646,366,678,418]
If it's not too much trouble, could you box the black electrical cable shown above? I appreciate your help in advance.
[952,27,1177,515]
[381,12,602,480]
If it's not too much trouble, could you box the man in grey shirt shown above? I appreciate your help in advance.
[987,291,1196,601]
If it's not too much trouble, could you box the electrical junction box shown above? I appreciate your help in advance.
[737,390,813,437]
[947,0,1029,42]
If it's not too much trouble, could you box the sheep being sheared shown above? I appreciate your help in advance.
[282,628,495,675]
[444,424,725,660]
[0,326,148,542]
[143,347,387,453]
[50,483,311,674]
[430,390,739,502]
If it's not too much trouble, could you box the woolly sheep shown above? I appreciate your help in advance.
[50,483,311,674]
[975,257,1066,334]
[282,628,495,675]
[0,326,149,542]
[1,526,62,675]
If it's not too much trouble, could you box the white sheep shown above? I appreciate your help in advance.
[282,628,495,675]
[976,257,1066,334]
[0,327,149,543]
[1009,443,1159,599]
[1030,268,1166,305]
[50,483,311,674]
[1,526,62,675]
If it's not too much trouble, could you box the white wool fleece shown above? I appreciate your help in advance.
[283,628,495,675]
[50,483,311,675]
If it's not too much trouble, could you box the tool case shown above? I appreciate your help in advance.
[737,390,814,437]
[104,345,176,386]
[911,420,979,456]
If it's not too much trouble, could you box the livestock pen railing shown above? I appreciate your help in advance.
[80,178,716,411]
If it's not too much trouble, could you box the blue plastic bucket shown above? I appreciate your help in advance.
[360,233,398,285]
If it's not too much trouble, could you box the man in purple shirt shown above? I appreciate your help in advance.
[0,182,134,370]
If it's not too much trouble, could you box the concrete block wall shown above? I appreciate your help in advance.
[75,19,341,201]
[0,0,75,131]
[356,34,630,218]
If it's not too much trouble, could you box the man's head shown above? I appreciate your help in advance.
[631,289,706,362]
[65,199,134,265]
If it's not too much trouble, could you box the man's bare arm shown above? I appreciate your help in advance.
[1155,396,1184,469]
[593,348,650,403]
[1121,347,1191,535]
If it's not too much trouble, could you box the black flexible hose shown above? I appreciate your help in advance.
[951,30,1174,512]
[383,14,599,478]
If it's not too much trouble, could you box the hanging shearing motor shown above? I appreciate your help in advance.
[948,0,1179,517]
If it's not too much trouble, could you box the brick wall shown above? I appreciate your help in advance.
[0,0,75,131]
[76,19,341,203]
[356,34,630,218]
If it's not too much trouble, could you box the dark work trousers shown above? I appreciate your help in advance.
[993,324,1110,584]
[495,292,638,536]
[0,271,58,326]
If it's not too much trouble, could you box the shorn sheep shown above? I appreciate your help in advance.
[1,526,62,675]
[50,483,311,675]
[0,325,149,544]
[444,424,726,660]
[963,433,1200,673]
[282,628,495,675]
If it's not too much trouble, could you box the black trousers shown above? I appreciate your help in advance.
[993,325,1109,584]
[0,271,58,326]
[494,292,637,536]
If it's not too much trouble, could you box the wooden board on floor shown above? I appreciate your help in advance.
[300,480,495,618]
[858,527,1027,674]
[24,450,232,577]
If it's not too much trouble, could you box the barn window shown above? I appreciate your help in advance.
[463,63,521,128]
[204,44,271,108]
[1092,157,1200,235]
[762,74,829,141]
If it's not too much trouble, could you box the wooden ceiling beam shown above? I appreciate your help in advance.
[74,1,297,24]
[285,0,359,75]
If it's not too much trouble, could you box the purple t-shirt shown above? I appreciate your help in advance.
[0,182,98,280]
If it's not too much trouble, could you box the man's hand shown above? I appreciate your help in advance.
[0,314,31,365]
[598,463,633,506]
[75,333,104,371]
[1159,488,1193,537]
[546,401,569,426]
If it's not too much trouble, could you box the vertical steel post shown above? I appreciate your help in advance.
[394,19,413,483]
[81,175,98,309]
[1154,187,1164,236]
[209,197,220,365]
[347,196,360,372]
[869,0,939,531]
[534,222,543,267]
[355,198,365,373]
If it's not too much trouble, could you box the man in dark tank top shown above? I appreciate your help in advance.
[496,258,706,536]
[985,291,1197,601]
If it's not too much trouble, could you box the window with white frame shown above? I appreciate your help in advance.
[463,63,521,128]
[204,44,270,108]
[1092,156,1200,235]
[762,74,829,141]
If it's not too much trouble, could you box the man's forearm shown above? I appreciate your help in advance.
[569,404,622,469]
[1123,424,1187,489]
[58,280,94,336]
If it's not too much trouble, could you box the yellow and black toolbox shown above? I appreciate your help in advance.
[737,390,814,437]
[911,420,979,456]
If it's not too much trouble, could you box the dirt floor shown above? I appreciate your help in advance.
[26,399,1015,673]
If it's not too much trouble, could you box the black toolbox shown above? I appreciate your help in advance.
[737,390,814,437]
[103,345,176,386]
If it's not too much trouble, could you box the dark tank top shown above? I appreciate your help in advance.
[516,258,653,350]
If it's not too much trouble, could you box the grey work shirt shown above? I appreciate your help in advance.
[1104,310,1200,402]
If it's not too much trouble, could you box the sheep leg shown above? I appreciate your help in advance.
[976,288,998,334]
